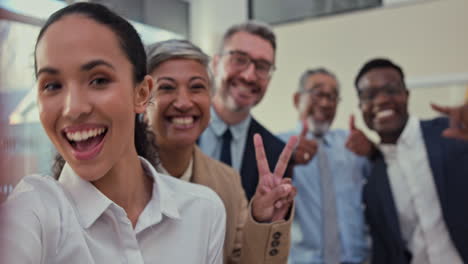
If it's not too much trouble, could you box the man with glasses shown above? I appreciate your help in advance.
[198,21,296,262]
[278,68,371,264]
[199,21,294,201]
[352,58,468,264]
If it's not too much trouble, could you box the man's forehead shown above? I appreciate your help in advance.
[358,67,402,89]
[223,31,275,61]
[305,74,338,92]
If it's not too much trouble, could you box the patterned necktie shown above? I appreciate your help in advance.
[220,127,232,166]
[317,138,342,264]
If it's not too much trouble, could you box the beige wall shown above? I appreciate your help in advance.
[189,0,247,55]
[252,0,468,138]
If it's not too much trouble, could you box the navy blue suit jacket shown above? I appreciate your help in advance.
[364,117,468,264]
[240,118,288,201]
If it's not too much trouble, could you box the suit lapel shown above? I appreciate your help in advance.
[191,146,210,186]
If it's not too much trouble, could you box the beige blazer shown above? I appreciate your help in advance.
[192,146,293,264]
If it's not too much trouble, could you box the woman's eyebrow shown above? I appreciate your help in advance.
[81,59,115,72]
[36,59,115,78]
[189,76,208,82]
[156,77,176,83]
[36,67,59,78]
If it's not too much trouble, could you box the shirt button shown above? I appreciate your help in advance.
[269,248,279,256]
[272,231,282,240]
[271,240,280,247]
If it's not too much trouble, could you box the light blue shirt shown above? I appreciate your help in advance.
[278,124,370,264]
[199,107,251,172]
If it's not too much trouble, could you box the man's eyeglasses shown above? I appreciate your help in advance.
[222,50,275,80]
[302,89,340,103]
[358,84,406,103]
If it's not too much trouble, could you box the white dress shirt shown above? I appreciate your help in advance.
[199,107,251,172]
[379,116,462,264]
[0,157,226,264]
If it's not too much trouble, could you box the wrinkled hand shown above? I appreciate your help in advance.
[345,114,374,156]
[432,103,468,141]
[292,120,318,165]
[252,134,298,222]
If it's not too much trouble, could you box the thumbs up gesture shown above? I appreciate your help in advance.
[345,114,374,156]
[292,119,318,165]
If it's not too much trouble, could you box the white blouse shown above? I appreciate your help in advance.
[0,157,226,264]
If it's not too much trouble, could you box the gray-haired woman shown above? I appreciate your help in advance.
[145,39,296,264]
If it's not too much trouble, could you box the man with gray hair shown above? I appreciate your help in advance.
[198,21,303,198]
[198,21,297,262]
[278,68,370,264]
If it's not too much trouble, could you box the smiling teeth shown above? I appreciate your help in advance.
[239,86,249,92]
[376,109,394,119]
[66,128,106,142]
[172,117,194,125]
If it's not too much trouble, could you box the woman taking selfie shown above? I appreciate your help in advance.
[0,3,225,263]
[145,39,298,263]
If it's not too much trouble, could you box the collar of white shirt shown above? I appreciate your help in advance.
[209,106,251,141]
[379,116,420,155]
[58,157,181,231]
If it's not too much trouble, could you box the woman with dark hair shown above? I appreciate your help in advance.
[145,39,297,263]
[0,3,225,263]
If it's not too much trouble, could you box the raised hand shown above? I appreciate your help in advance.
[251,133,298,222]
[292,119,318,165]
[345,114,374,156]
[432,103,468,141]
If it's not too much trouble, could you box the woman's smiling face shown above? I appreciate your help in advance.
[35,14,145,181]
[146,59,211,149]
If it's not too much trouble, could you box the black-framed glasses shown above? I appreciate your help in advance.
[222,50,275,79]
[301,89,340,103]
[358,84,406,103]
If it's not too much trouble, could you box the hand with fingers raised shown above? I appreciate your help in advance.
[345,114,375,157]
[292,119,318,165]
[432,102,468,141]
[251,133,298,222]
